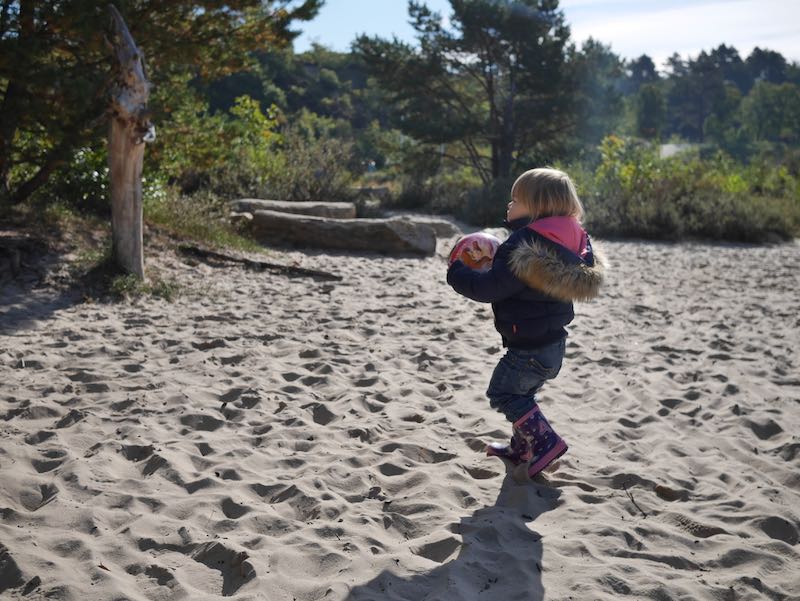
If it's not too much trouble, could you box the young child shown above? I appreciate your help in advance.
[447,167,607,478]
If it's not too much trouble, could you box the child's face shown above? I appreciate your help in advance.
[506,196,531,222]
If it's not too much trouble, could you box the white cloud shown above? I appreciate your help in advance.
[565,0,800,68]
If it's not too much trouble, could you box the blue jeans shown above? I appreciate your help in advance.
[486,338,566,423]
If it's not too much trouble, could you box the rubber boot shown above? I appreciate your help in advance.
[514,405,568,477]
[485,429,532,466]
[485,404,549,465]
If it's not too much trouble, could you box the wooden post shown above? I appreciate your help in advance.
[107,4,154,279]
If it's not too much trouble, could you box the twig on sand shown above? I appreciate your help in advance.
[177,244,342,281]
[623,483,648,518]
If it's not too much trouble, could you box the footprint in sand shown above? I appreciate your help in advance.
[380,442,457,464]
[142,454,168,476]
[20,483,59,511]
[32,449,67,473]
[757,516,799,545]
[54,409,85,429]
[665,512,729,538]
[191,339,227,351]
[410,536,462,564]
[249,483,321,521]
[745,418,783,440]
[179,414,224,432]
[141,564,178,587]
[195,442,214,456]
[136,538,254,596]
[24,430,55,445]
[463,466,499,480]
[302,402,337,426]
[221,497,251,519]
[378,463,408,476]
[120,444,155,462]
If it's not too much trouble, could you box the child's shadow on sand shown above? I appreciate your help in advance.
[340,471,560,601]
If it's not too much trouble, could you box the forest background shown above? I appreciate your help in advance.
[2,0,799,247]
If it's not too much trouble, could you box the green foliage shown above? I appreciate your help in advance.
[59,227,181,302]
[740,81,800,145]
[355,0,575,183]
[461,177,515,226]
[143,184,264,254]
[264,110,356,202]
[574,136,800,242]
[0,0,322,205]
[570,39,625,148]
[393,167,483,215]
[27,146,111,215]
[5,0,799,248]
[635,84,666,140]
[149,82,356,202]
[109,273,180,302]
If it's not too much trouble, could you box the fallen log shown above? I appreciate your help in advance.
[177,244,342,281]
[250,210,436,256]
[230,199,357,219]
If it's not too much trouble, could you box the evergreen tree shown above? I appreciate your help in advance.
[354,0,574,184]
[746,47,788,85]
[624,54,659,94]
[571,38,624,148]
[635,83,665,139]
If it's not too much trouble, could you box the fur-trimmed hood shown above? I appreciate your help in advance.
[507,219,608,302]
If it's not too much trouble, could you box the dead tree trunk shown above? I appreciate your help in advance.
[107,4,154,279]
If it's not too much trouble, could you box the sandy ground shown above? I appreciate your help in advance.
[1,231,799,601]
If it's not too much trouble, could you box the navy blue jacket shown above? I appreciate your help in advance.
[447,217,601,349]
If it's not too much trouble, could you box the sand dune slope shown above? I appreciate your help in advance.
[1,237,798,601]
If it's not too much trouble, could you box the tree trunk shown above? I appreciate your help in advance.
[107,4,154,279]
[109,118,145,277]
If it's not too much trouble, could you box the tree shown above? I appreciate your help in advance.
[740,81,800,145]
[108,4,152,278]
[624,54,659,94]
[635,83,665,139]
[746,47,788,85]
[665,51,729,142]
[0,0,321,206]
[570,38,624,148]
[354,0,575,185]
[707,44,751,94]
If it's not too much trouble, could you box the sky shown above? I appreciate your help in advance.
[294,0,800,70]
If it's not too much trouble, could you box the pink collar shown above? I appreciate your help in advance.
[528,216,590,258]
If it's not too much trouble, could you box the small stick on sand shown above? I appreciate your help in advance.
[623,483,649,518]
[178,244,342,281]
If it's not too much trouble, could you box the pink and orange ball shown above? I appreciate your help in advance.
[448,232,501,272]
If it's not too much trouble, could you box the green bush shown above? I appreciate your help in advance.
[149,92,356,203]
[261,110,356,203]
[143,182,264,253]
[392,168,483,215]
[573,135,800,242]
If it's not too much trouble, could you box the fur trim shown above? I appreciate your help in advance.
[508,238,608,302]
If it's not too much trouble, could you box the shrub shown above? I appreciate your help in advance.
[574,135,800,242]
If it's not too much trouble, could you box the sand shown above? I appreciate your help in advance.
[1,231,799,601]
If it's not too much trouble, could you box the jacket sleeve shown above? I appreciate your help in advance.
[446,243,527,303]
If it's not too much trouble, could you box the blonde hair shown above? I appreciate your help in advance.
[511,167,584,221]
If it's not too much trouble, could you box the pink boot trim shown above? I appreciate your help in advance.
[513,405,540,428]
[527,438,568,478]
